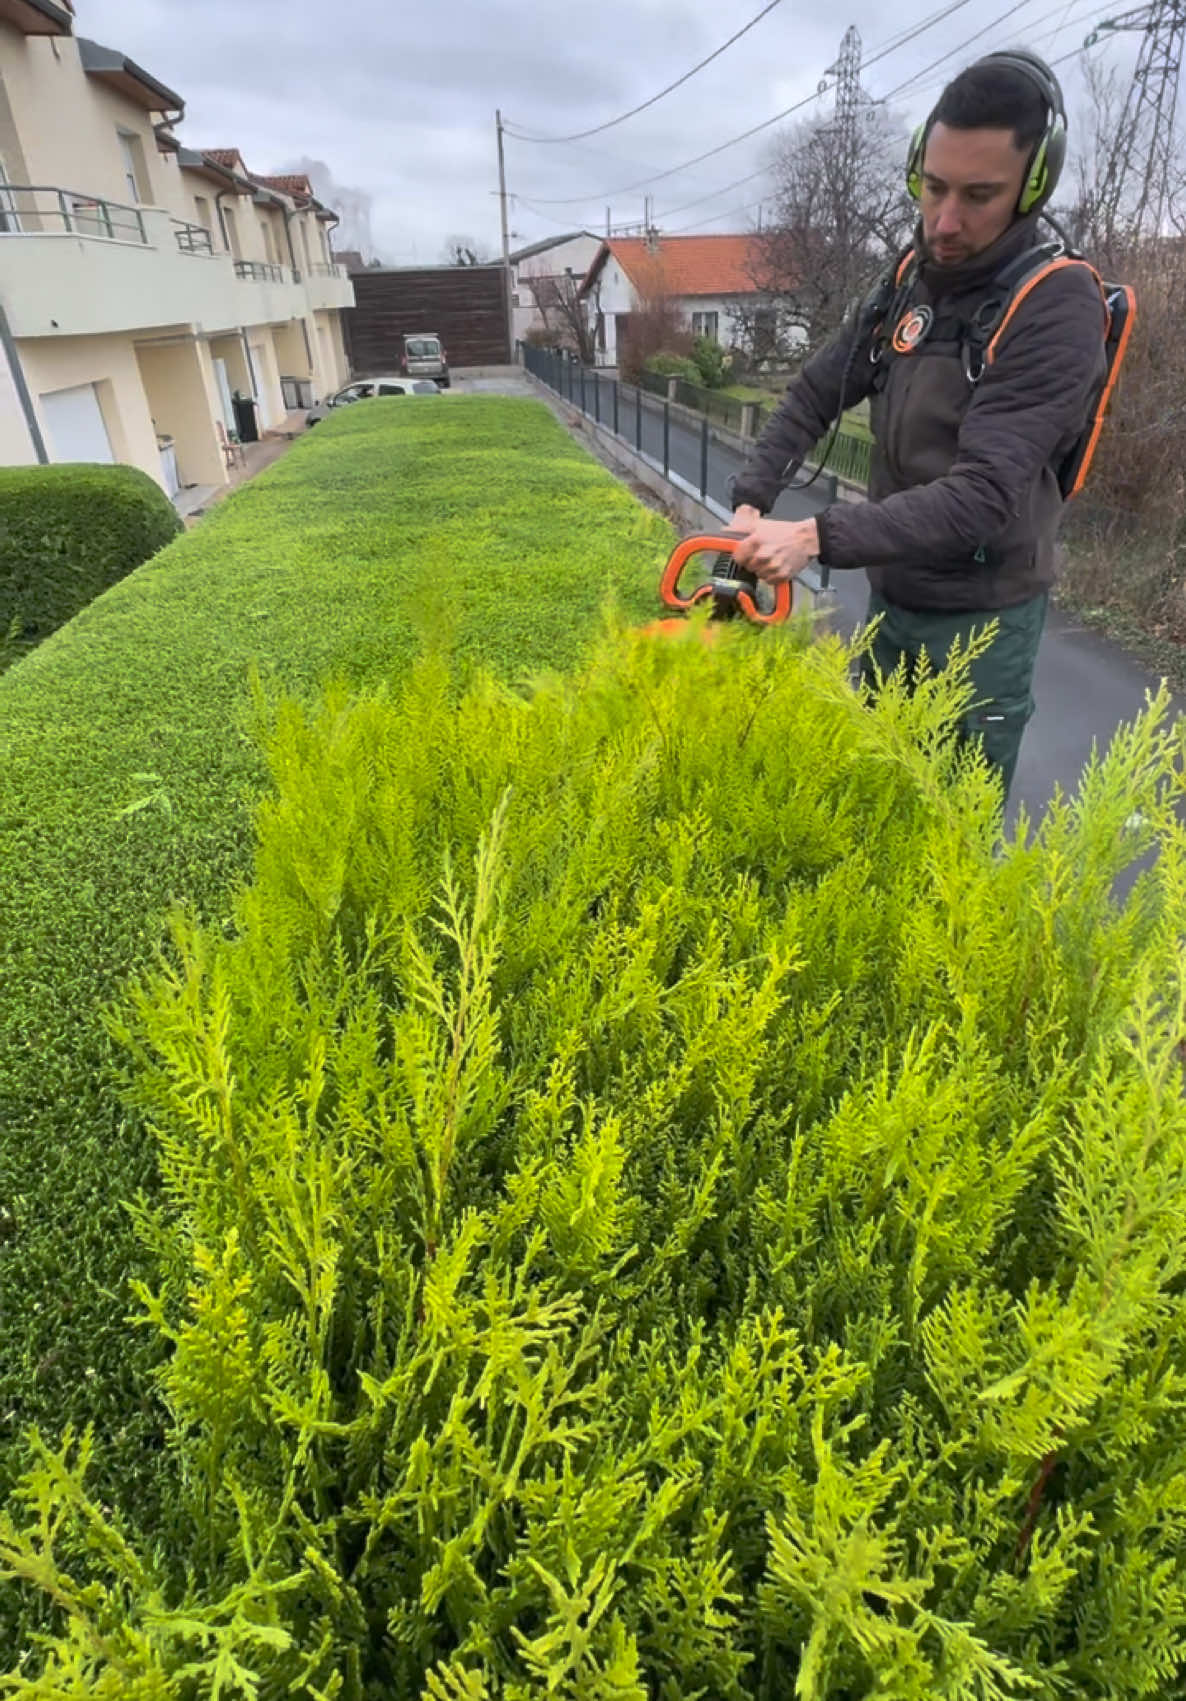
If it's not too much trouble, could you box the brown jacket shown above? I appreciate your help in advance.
[730,216,1108,612]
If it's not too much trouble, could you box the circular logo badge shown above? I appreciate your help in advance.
[891,304,934,354]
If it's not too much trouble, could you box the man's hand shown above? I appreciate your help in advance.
[729,512,820,584]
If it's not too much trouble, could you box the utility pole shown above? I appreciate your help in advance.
[1087,0,1186,242]
[495,109,515,361]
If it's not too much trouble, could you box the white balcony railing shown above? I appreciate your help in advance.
[0,185,345,337]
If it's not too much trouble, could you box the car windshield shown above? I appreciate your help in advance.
[412,381,439,393]
[405,339,439,357]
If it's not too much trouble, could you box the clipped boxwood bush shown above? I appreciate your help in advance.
[644,352,702,384]
[0,463,182,669]
[0,397,669,1639]
[4,623,1186,1698]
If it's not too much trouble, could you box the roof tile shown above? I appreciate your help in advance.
[598,234,764,297]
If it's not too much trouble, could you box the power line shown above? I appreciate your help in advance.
[664,2,1095,234]
[515,0,983,207]
[894,0,1100,100]
[880,0,1054,100]
[651,0,1071,227]
[504,0,785,145]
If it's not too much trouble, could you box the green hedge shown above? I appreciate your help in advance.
[0,463,181,670]
[0,397,670,1619]
[4,625,1186,1696]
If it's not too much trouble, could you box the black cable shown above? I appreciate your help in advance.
[504,0,785,145]
[517,0,986,208]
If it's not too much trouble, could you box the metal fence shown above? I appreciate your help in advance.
[0,185,147,243]
[173,220,213,255]
[522,344,866,505]
[635,368,755,436]
[234,259,290,283]
[523,344,727,505]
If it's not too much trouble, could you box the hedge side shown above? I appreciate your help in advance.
[0,463,181,670]
[0,397,671,1560]
[5,625,1186,1696]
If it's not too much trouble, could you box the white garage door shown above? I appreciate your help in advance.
[39,383,114,464]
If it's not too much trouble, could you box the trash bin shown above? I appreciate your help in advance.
[232,391,259,444]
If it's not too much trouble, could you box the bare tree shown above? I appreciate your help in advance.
[1062,56,1130,260]
[523,266,599,363]
[747,104,912,354]
[442,234,490,266]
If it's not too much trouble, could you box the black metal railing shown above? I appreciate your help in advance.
[522,343,866,501]
[636,369,759,436]
[0,185,147,243]
[173,219,213,254]
[307,261,347,278]
[233,259,290,283]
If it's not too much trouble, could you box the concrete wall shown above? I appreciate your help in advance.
[0,341,38,465]
[21,331,161,484]
[135,336,226,486]
[246,327,285,429]
[135,336,226,487]
[1,28,168,213]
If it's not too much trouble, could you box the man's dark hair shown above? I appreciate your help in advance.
[932,62,1048,153]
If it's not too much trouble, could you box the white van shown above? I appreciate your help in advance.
[401,334,450,388]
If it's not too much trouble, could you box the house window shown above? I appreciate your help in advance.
[691,310,719,340]
[223,203,241,259]
[117,130,146,203]
[259,218,275,263]
[193,194,212,237]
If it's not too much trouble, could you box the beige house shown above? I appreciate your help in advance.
[0,0,354,502]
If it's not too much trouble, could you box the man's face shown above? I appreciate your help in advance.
[920,121,1031,265]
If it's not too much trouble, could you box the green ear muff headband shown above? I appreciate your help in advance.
[906,48,1067,215]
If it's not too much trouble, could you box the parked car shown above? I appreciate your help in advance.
[400,334,450,388]
[305,376,440,425]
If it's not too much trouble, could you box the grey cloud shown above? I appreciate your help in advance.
[78,0,1103,263]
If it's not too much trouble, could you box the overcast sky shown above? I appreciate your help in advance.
[79,0,1132,266]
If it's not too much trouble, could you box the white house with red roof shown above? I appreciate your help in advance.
[578,233,805,368]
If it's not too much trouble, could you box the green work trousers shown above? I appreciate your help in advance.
[860,590,1049,803]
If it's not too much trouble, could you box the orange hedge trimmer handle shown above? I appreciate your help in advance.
[658,531,792,626]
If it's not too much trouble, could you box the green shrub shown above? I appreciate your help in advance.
[691,333,728,389]
[0,397,669,1641]
[644,352,702,384]
[0,463,181,670]
[5,621,1186,1698]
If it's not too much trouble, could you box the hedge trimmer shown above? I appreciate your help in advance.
[649,531,792,634]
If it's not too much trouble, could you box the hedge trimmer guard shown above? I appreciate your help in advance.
[657,531,792,628]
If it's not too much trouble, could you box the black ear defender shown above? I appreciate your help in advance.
[905,48,1067,214]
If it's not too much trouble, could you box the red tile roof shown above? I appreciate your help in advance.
[254,173,314,200]
[204,148,245,171]
[590,234,765,298]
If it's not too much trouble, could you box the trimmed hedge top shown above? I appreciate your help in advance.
[0,462,182,670]
[0,397,671,1612]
